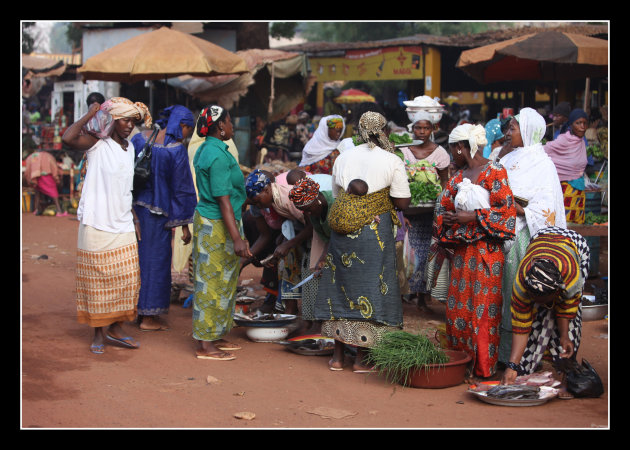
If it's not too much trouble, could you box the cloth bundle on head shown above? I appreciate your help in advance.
[514,107,546,148]
[448,123,487,158]
[197,105,224,138]
[101,97,152,128]
[288,177,320,207]
[299,115,346,166]
[356,111,394,152]
[524,258,565,295]
[245,169,272,199]
[155,105,194,146]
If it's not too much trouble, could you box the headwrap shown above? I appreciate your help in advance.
[356,111,395,152]
[514,107,546,148]
[448,123,487,158]
[482,118,504,158]
[101,97,152,128]
[245,169,272,199]
[299,115,346,166]
[288,177,320,208]
[155,105,194,146]
[524,258,566,295]
[326,117,344,130]
[559,108,588,134]
[197,105,225,138]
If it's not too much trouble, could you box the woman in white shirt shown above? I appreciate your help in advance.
[62,97,151,355]
[313,111,411,373]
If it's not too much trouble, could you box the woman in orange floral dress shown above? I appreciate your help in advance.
[436,124,516,378]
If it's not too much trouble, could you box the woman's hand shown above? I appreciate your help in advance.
[515,203,526,217]
[134,220,141,241]
[501,368,518,385]
[273,240,292,260]
[233,237,252,259]
[442,210,476,226]
[181,225,192,245]
[558,336,574,359]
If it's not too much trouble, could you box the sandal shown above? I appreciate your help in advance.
[106,334,140,349]
[196,350,236,361]
[90,343,105,354]
[215,340,241,351]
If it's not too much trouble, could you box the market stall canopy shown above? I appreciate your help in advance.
[333,88,376,104]
[168,49,311,121]
[22,54,67,78]
[77,26,249,83]
[456,31,608,84]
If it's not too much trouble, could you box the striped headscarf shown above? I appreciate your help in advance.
[101,97,152,128]
[289,177,320,207]
[245,169,272,199]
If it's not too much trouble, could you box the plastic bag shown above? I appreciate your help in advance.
[402,230,416,280]
[553,358,604,398]
[84,110,115,139]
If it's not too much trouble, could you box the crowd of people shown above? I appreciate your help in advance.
[58,91,603,398]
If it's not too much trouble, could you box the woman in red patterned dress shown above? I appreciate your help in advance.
[436,124,516,379]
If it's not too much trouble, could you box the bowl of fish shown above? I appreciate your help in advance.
[581,295,608,322]
[468,371,561,406]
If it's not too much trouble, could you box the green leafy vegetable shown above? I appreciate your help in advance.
[389,133,413,145]
[409,181,441,205]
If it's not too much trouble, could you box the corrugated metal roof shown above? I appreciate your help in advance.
[276,24,609,55]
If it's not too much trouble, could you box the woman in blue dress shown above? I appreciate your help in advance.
[131,105,198,331]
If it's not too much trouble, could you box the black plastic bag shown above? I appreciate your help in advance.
[133,127,159,195]
[553,357,604,398]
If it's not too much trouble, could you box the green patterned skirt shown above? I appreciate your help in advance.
[314,211,403,348]
[191,211,241,342]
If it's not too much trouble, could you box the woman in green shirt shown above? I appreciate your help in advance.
[191,105,252,361]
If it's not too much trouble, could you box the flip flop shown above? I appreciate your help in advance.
[353,367,377,374]
[139,323,168,332]
[196,351,236,361]
[106,335,140,349]
[90,343,105,354]
[216,341,242,351]
[329,359,344,371]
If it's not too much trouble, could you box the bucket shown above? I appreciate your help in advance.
[22,190,34,212]
[584,189,602,278]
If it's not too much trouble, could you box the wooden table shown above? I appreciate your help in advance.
[568,224,608,237]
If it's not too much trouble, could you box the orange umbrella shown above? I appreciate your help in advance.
[78,27,248,83]
[456,31,607,84]
[333,88,376,104]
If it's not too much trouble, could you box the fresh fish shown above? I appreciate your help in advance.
[486,384,541,399]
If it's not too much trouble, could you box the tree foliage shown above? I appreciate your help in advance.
[22,22,36,54]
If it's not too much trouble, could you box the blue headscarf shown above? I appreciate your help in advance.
[482,118,504,158]
[559,108,588,135]
[245,169,272,199]
[155,105,194,146]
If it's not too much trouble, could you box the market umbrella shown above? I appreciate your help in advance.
[456,31,608,84]
[77,26,248,83]
[333,88,376,104]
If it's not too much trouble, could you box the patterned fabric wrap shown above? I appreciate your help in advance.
[327,188,401,235]
[406,213,433,293]
[561,181,586,224]
[435,163,516,377]
[101,97,152,128]
[191,211,241,341]
[76,228,140,327]
[518,303,583,374]
[288,177,320,208]
[196,105,224,138]
[245,169,272,199]
[524,259,565,295]
[314,211,404,346]
[510,231,585,334]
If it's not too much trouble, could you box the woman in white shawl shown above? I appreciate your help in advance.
[298,115,345,175]
[495,107,567,365]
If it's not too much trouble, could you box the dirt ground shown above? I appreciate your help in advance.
[20,211,610,430]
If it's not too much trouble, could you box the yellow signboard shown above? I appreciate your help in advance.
[310,46,424,82]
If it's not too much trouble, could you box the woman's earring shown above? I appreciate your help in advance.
[457,149,462,155]
[220,129,226,137]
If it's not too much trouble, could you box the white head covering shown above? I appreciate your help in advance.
[299,115,346,166]
[448,123,488,158]
[513,107,546,148]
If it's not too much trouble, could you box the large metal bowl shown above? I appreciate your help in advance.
[581,303,608,321]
